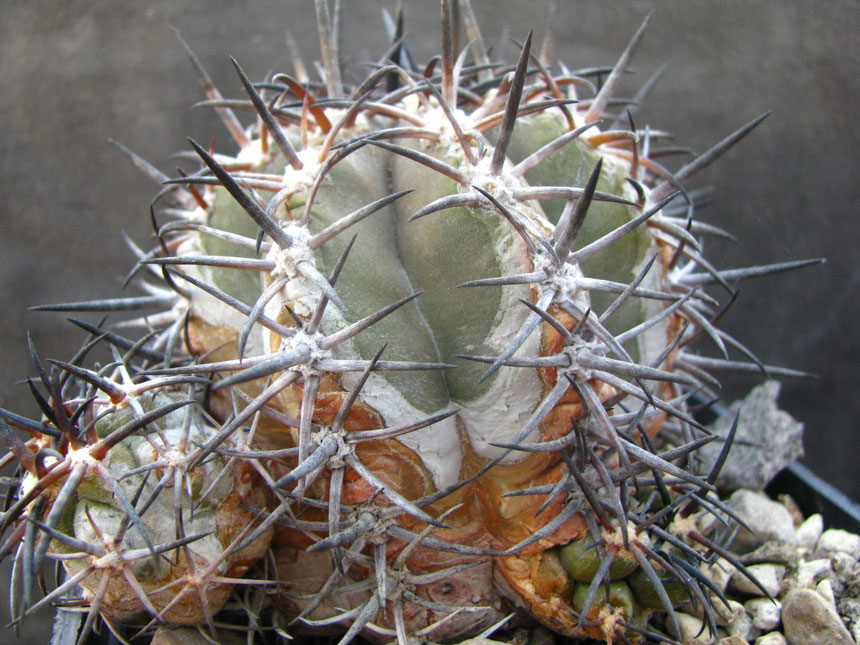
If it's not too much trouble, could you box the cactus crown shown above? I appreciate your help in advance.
[0,2,821,644]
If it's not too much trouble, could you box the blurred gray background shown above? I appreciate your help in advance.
[0,1,857,639]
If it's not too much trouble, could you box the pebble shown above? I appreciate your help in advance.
[838,597,860,641]
[816,578,839,608]
[755,633,787,645]
[818,529,860,560]
[720,636,749,645]
[727,490,797,553]
[686,595,745,627]
[781,589,854,645]
[832,550,859,574]
[678,613,722,645]
[721,599,745,627]
[727,608,759,642]
[831,551,860,595]
[730,563,786,598]
[795,514,824,550]
[792,558,832,589]
[746,598,782,632]
[703,557,737,593]
[740,541,801,567]
[690,598,745,626]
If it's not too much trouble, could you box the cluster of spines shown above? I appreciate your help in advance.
[0,1,824,644]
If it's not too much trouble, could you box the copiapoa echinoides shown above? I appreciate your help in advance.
[0,2,825,644]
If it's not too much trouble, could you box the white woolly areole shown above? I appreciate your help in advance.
[547,261,590,303]
[280,146,324,195]
[233,137,267,169]
[466,151,557,249]
[419,102,478,163]
[267,222,314,278]
[275,108,375,192]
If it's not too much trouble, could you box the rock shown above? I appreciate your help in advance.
[740,541,801,567]
[727,607,759,642]
[698,381,803,490]
[730,563,786,598]
[703,557,736,593]
[782,589,854,645]
[755,633,787,645]
[817,578,839,607]
[838,596,860,642]
[722,599,746,627]
[745,598,782,632]
[720,636,749,645]
[796,514,824,550]
[792,558,833,589]
[727,490,797,553]
[821,551,860,599]
[817,529,860,560]
[703,598,746,627]
[833,550,859,569]
[678,612,722,645]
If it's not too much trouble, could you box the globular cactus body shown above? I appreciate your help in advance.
[1,3,821,644]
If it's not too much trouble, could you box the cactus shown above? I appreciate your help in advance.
[0,2,822,644]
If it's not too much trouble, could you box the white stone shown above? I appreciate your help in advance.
[755,633,787,645]
[795,513,824,550]
[718,599,747,626]
[793,558,832,589]
[815,579,841,616]
[678,613,722,645]
[727,607,759,642]
[727,489,797,553]
[688,597,743,626]
[730,563,786,598]
[704,557,736,593]
[831,550,858,575]
[817,528,860,560]
[745,598,782,631]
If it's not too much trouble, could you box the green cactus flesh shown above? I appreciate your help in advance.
[1,3,820,644]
